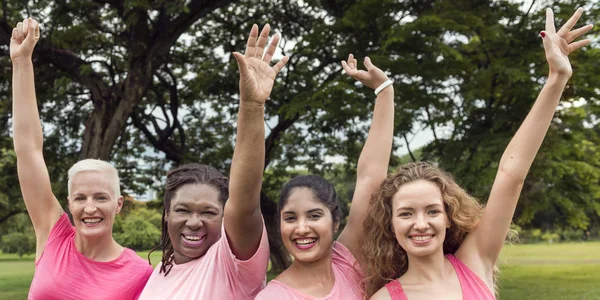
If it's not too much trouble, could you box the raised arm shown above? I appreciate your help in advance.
[11,18,62,259]
[224,24,288,259]
[460,8,593,270]
[336,54,394,268]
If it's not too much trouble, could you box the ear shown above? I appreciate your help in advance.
[334,222,340,234]
[115,196,124,214]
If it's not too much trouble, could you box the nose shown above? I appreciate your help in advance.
[83,199,97,214]
[295,218,310,235]
[185,214,203,230]
[414,213,429,231]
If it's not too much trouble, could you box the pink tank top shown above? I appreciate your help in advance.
[28,213,153,300]
[384,254,495,300]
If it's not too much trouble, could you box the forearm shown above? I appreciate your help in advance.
[498,74,568,180]
[12,58,43,154]
[228,101,265,214]
[356,87,395,181]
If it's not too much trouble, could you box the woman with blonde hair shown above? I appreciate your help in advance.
[363,8,593,300]
[11,18,153,299]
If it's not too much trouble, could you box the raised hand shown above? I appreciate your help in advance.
[542,8,593,78]
[233,24,289,105]
[10,18,40,61]
[341,54,389,90]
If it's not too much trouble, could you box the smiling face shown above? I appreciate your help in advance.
[280,188,337,264]
[391,179,450,258]
[68,170,123,239]
[166,183,224,264]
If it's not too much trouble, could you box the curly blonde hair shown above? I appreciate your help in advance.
[361,162,485,297]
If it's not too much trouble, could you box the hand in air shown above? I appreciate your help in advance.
[10,18,40,61]
[233,24,289,105]
[541,8,593,78]
[341,54,390,90]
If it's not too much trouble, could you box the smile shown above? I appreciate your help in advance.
[293,238,317,250]
[181,234,207,247]
[82,217,103,224]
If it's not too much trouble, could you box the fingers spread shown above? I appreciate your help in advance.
[568,39,590,53]
[557,7,583,36]
[273,56,289,74]
[263,33,280,63]
[233,52,249,77]
[545,8,556,34]
[245,24,259,58]
[255,24,270,59]
[567,24,593,43]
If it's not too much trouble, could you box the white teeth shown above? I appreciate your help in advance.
[295,238,317,245]
[183,235,201,241]
[82,218,102,224]
[411,235,432,241]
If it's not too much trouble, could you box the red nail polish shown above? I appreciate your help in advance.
[540,31,546,38]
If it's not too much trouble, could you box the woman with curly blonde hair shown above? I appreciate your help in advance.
[362,8,593,300]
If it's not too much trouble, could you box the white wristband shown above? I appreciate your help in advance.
[374,79,393,95]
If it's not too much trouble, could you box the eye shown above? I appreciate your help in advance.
[202,211,217,215]
[96,196,108,201]
[399,212,412,217]
[283,216,296,222]
[308,214,322,220]
[175,208,189,213]
[428,209,442,215]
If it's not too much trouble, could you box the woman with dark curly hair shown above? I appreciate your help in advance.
[139,23,288,300]
[363,8,593,300]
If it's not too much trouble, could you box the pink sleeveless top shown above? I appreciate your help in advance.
[384,254,495,300]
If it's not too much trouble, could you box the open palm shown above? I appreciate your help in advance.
[233,24,289,104]
[543,8,593,77]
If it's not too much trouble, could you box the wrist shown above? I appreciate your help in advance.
[374,79,393,95]
[11,57,33,67]
[376,86,394,97]
[547,73,569,86]
[239,100,265,112]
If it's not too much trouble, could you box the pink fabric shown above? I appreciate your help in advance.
[385,254,495,300]
[138,221,269,300]
[385,280,408,300]
[28,213,153,300]
[255,242,364,300]
[446,254,495,300]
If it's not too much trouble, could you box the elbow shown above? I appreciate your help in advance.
[497,163,527,185]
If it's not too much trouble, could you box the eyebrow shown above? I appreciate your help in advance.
[396,203,443,212]
[307,209,324,214]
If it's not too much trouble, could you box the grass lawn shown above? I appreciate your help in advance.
[1,242,598,300]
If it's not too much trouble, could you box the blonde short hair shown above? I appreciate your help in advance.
[67,159,121,198]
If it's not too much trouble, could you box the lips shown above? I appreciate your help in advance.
[181,233,207,247]
[409,234,434,244]
[81,217,103,226]
[293,237,317,250]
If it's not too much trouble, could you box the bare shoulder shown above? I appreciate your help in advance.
[370,286,392,300]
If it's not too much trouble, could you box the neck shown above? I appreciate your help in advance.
[74,230,123,262]
[403,250,449,283]
[286,250,335,284]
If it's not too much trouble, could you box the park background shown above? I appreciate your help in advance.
[0,0,599,299]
